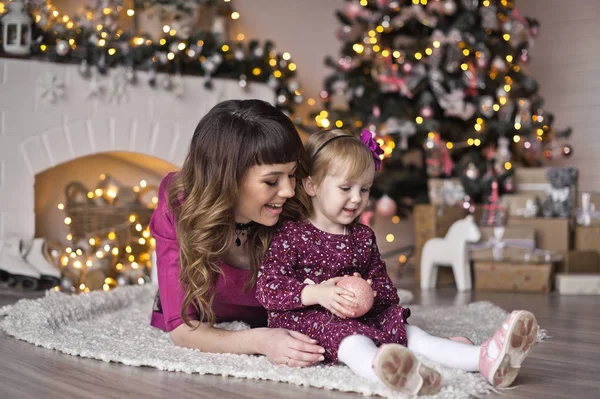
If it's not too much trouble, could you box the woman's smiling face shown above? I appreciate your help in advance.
[234,162,298,226]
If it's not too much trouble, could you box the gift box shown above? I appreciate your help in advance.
[414,204,482,287]
[507,216,572,252]
[473,260,554,293]
[470,226,536,262]
[562,250,600,274]
[500,194,540,218]
[427,178,465,207]
[555,274,600,295]
[575,225,600,250]
[514,167,550,198]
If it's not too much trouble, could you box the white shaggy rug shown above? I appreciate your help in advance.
[0,285,544,399]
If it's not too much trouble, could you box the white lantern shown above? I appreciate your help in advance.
[1,0,31,56]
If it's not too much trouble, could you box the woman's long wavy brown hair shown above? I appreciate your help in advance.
[167,100,309,327]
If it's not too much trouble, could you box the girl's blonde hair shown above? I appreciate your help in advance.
[302,129,375,215]
[167,100,309,327]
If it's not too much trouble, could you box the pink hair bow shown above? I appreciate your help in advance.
[360,130,384,171]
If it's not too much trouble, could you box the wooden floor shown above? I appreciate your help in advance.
[1,278,597,399]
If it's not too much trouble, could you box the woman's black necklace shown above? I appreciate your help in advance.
[234,221,255,246]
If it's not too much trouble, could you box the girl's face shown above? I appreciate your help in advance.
[235,162,298,226]
[304,163,375,235]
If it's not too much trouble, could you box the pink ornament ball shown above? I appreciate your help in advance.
[376,195,397,217]
[336,276,374,318]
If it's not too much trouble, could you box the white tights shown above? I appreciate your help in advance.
[337,326,482,383]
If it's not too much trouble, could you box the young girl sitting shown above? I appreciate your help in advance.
[256,129,538,395]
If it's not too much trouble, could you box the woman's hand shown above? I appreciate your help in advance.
[257,328,325,367]
[302,277,358,318]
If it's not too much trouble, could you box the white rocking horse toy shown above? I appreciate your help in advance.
[420,215,481,292]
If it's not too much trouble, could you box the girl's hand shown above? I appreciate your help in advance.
[258,328,325,367]
[314,277,358,318]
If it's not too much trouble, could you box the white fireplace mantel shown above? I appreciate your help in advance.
[0,58,275,241]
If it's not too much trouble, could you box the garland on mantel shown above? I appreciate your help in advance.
[0,0,304,113]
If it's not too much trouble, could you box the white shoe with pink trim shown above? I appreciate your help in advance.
[479,310,538,388]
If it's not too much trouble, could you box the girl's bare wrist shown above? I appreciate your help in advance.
[301,284,317,306]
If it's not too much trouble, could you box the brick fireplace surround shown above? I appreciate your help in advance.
[0,58,273,245]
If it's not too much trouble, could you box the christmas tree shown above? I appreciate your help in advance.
[313,0,572,217]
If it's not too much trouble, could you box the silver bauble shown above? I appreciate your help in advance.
[56,40,70,56]
[116,275,129,286]
[444,0,457,15]
[60,276,74,291]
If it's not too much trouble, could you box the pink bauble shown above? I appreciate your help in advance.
[336,276,374,318]
[376,195,397,217]
[420,105,433,119]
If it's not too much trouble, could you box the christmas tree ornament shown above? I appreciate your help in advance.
[494,137,512,171]
[515,99,532,129]
[253,46,264,57]
[464,162,480,180]
[344,2,365,19]
[376,55,414,98]
[116,275,129,287]
[420,105,433,119]
[336,276,374,317]
[59,275,74,291]
[1,0,31,55]
[384,118,416,150]
[479,4,499,30]
[440,89,476,120]
[392,4,438,28]
[443,0,457,15]
[234,48,245,61]
[425,133,454,177]
[491,56,507,71]
[479,95,495,118]
[338,56,354,72]
[376,195,397,217]
[475,44,491,69]
[55,40,70,56]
